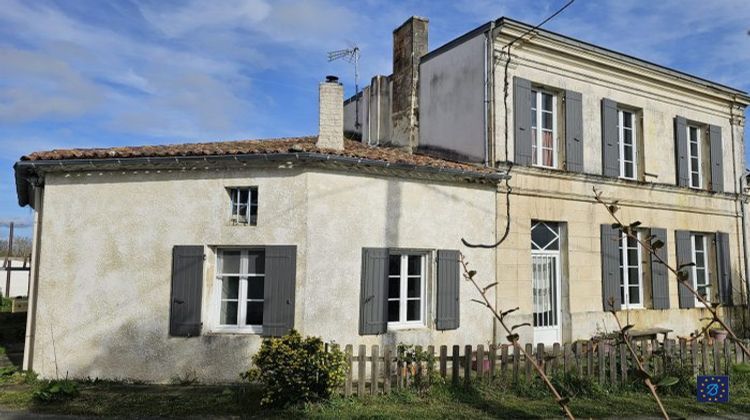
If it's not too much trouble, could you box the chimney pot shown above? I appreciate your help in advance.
[325,75,340,83]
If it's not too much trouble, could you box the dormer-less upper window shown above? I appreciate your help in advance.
[228,187,258,225]
[687,125,703,189]
[531,90,558,168]
[618,109,637,180]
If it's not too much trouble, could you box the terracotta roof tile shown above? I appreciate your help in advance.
[21,136,492,173]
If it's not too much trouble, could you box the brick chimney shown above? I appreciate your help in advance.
[391,16,428,150]
[317,75,344,150]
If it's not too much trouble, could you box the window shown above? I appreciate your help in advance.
[216,249,265,332]
[687,125,702,189]
[387,253,425,327]
[618,109,637,179]
[691,234,711,305]
[619,231,644,308]
[228,187,258,225]
[531,90,557,168]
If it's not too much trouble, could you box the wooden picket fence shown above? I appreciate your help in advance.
[338,338,750,397]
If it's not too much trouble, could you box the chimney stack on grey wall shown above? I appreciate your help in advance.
[318,75,344,150]
[391,16,428,150]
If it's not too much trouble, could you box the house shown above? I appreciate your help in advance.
[13,16,750,383]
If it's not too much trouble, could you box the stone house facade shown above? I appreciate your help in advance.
[14,16,750,382]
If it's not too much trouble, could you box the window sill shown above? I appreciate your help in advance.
[206,327,263,335]
[387,323,428,332]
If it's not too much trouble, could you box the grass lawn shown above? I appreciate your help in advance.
[3,371,750,419]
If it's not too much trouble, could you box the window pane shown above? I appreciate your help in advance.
[696,269,705,285]
[221,251,241,274]
[408,256,421,275]
[690,142,698,156]
[246,302,263,326]
[247,251,265,274]
[627,248,638,265]
[623,112,632,128]
[388,277,400,299]
[407,277,420,298]
[531,222,558,250]
[629,287,640,304]
[542,93,553,111]
[388,300,400,322]
[625,162,634,178]
[389,255,400,276]
[222,276,239,299]
[691,159,699,172]
[628,268,639,285]
[694,236,704,251]
[239,189,249,206]
[542,112,553,129]
[247,276,264,300]
[407,300,420,321]
[532,90,537,108]
[691,174,700,187]
[532,109,537,128]
[623,129,632,145]
[220,301,238,325]
[695,251,705,267]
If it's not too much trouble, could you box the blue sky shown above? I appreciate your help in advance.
[1,0,748,238]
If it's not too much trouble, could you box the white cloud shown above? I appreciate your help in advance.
[138,0,271,38]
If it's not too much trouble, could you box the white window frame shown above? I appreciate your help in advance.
[620,232,644,309]
[687,125,703,189]
[228,187,258,225]
[691,234,711,307]
[387,253,426,329]
[212,249,264,334]
[618,109,637,180]
[531,89,558,169]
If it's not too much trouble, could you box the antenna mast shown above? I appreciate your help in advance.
[327,46,361,129]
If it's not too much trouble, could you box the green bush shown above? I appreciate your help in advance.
[33,379,79,402]
[242,330,347,407]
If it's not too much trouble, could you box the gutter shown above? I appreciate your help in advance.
[14,152,509,207]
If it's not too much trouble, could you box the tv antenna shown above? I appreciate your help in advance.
[327,45,361,129]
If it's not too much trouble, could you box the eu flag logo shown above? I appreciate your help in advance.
[697,375,729,402]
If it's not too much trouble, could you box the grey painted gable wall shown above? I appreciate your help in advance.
[419,31,486,163]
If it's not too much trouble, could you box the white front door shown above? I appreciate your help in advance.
[531,222,562,345]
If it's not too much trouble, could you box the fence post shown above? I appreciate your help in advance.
[477,345,485,380]
[723,339,731,375]
[598,344,606,384]
[552,343,560,375]
[415,345,423,385]
[587,341,594,377]
[427,345,435,384]
[575,341,583,377]
[691,339,699,375]
[383,346,392,395]
[371,345,379,395]
[713,340,721,374]
[489,344,497,379]
[452,345,460,386]
[357,345,366,397]
[679,337,687,368]
[701,340,708,374]
[513,344,520,383]
[609,345,616,385]
[525,343,533,382]
[345,344,353,397]
[464,345,472,388]
[563,343,572,374]
[619,343,627,384]
[536,343,545,374]
[440,345,447,379]
[501,344,509,379]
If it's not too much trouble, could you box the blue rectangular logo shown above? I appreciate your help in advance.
[697,375,729,403]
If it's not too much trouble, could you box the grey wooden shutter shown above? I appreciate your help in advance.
[359,248,388,335]
[436,250,460,330]
[674,116,689,187]
[169,246,204,337]
[675,230,695,309]
[601,98,619,177]
[263,246,296,336]
[650,228,670,309]
[513,77,533,166]
[716,232,732,305]
[600,224,622,311]
[565,90,584,173]
[709,125,724,193]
